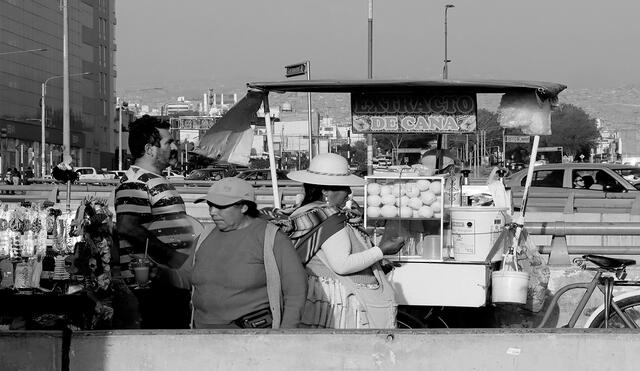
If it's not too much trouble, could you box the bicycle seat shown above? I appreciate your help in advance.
[583,254,636,270]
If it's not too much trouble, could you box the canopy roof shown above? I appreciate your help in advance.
[247,79,567,100]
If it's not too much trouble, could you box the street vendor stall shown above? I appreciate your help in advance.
[246,79,566,318]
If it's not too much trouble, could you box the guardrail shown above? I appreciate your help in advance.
[524,220,640,264]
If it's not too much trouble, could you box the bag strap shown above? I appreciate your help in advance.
[263,222,282,329]
[189,223,216,329]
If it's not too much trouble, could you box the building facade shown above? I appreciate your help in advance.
[0,0,116,174]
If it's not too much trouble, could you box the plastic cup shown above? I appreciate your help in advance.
[422,235,441,260]
[133,260,150,286]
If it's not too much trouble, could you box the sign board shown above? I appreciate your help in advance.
[169,117,217,130]
[285,62,307,78]
[504,135,530,143]
[351,93,477,133]
[538,146,563,152]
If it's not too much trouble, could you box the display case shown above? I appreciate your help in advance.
[364,175,445,261]
[364,175,496,307]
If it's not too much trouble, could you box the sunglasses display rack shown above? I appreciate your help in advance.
[0,202,78,290]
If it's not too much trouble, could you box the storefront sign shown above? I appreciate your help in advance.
[504,135,530,143]
[285,62,307,78]
[170,117,217,130]
[351,93,477,133]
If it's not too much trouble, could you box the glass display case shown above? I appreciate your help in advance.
[364,175,445,261]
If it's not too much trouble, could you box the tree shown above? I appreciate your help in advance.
[541,103,599,159]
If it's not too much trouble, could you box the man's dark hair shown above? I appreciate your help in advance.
[128,115,170,160]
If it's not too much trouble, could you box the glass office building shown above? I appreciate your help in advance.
[0,0,116,175]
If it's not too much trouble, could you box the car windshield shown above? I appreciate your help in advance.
[614,167,640,185]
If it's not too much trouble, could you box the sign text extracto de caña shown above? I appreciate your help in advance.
[351,93,477,133]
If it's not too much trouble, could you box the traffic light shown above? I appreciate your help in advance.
[0,128,7,138]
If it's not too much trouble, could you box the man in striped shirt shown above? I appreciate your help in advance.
[115,115,191,328]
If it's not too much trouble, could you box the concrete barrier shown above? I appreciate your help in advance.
[0,331,62,371]
[4,329,640,370]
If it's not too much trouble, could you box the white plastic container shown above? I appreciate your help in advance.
[450,206,507,262]
[491,271,530,304]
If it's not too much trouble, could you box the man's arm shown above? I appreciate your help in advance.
[116,213,182,267]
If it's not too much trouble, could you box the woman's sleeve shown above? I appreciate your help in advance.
[321,228,383,275]
[272,231,308,328]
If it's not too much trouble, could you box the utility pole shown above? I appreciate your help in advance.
[366,0,374,174]
[62,0,71,163]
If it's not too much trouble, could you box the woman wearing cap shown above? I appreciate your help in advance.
[286,153,405,329]
[161,177,307,329]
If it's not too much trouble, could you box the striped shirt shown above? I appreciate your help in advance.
[115,166,188,273]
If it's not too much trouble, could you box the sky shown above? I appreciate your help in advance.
[116,0,640,94]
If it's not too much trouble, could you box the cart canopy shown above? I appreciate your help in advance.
[247,79,566,100]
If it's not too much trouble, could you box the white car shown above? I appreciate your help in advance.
[162,169,184,180]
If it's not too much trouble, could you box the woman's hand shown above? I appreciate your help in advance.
[378,236,406,255]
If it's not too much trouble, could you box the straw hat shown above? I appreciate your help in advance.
[288,153,365,186]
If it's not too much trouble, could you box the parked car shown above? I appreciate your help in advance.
[235,169,289,181]
[185,167,230,181]
[507,163,640,201]
[162,169,185,180]
[75,167,116,182]
[107,170,126,179]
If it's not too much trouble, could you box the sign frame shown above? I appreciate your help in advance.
[285,62,307,78]
[504,135,530,143]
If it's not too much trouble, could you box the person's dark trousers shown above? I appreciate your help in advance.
[135,283,191,329]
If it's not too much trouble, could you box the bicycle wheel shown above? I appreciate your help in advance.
[587,294,640,328]
[396,307,449,329]
[396,310,425,329]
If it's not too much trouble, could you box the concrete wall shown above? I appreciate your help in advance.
[4,329,640,371]
[0,331,62,371]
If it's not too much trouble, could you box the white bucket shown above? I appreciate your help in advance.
[491,271,530,304]
[450,206,507,262]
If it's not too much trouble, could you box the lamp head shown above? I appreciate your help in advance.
[446,4,455,8]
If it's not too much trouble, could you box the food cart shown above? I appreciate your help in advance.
[246,79,567,319]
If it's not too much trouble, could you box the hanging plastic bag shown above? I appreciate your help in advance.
[497,91,552,135]
[516,229,551,312]
[486,167,510,209]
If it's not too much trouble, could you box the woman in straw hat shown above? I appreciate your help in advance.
[285,153,405,328]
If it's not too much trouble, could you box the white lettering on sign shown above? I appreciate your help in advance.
[351,93,477,133]
[504,135,530,143]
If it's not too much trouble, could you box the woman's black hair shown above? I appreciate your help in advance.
[301,183,325,205]
[301,183,351,206]
[128,115,170,160]
[237,200,260,218]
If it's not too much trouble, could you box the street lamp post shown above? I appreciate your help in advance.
[443,4,455,79]
[41,72,90,177]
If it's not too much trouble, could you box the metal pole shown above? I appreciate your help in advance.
[118,104,123,171]
[443,4,454,79]
[41,83,46,177]
[62,0,71,163]
[366,0,374,174]
[306,61,313,160]
[368,0,373,79]
[263,95,281,209]
[20,145,24,183]
[502,128,506,165]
